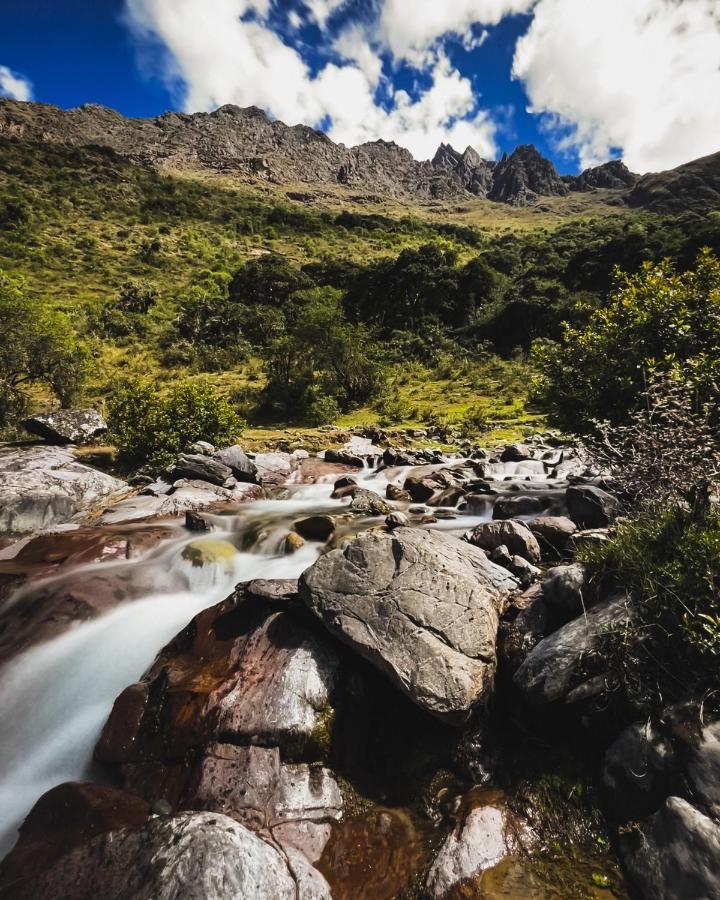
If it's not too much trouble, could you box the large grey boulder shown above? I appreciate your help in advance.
[3,811,312,900]
[168,453,234,487]
[213,444,257,483]
[21,408,107,444]
[621,797,720,900]
[0,446,128,534]
[253,452,298,485]
[542,562,590,621]
[300,528,517,724]
[98,480,261,525]
[566,485,620,527]
[513,593,631,705]
[528,516,577,556]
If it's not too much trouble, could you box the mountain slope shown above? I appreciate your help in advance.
[627,150,720,212]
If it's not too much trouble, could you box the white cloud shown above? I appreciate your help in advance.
[379,0,536,64]
[304,0,346,28]
[125,0,498,161]
[0,65,33,102]
[513,0,720,172]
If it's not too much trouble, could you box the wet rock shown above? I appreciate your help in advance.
[566,485,620,528]
[181,538,237,573]
[621,796,720,900]
[1,810,307,900]
[21,408,107,445]
[492,494,547,520]
[348,489,391,516]
[168,453,234,487]
[542,562,591,622]
[403,469,465,506]
[528,516,577,557]
[466,520,542,564]
[253,452,298,485]
[212,444,257,483]
[0,446,128,534]
[99,480,262,524]
[294,515,335,542]
[498,584,548,673]
[513,593,632,705]
[331,475,358,499]
[500,443,533,463]
[385,511,409,529]
[284,531,306,554]
[604,721,677,822]
[97,592,340,763]
[324,449,365,468]
[425,793,534,899]
[386,483,412,502]
[185,510,211,532]
[300,528,517,724]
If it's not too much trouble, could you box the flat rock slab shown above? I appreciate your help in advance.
[513,593,631,704]
[0,446,128,534]
[21,408,107,444]
[300,528,517,724]
[98,480,262,525]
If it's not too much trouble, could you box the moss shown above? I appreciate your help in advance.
[308,705,337,761]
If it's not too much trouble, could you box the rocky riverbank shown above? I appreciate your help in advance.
[0,428,717,898]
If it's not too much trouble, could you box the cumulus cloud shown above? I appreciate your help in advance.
[379,0,536,64]
[513,0,720,172]
[124,0,498,160]
[0,65,33,102]
[303,0,346,28]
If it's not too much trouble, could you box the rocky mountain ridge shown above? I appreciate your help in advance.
[0,98,637,207]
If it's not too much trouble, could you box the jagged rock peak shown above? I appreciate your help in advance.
[489,144,569,206]
[567,159,639,192]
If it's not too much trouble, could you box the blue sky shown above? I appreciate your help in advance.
[1,1,719,175]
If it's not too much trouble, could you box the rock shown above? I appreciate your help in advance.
[331,475,358,499]
[348,489,392,516]
[466,520,542,564]
[489,145,569,206]
[21,408,107,444]
[385,512,409,529]
[566,485,620,528]
[687,719,720,820]
[324,449,365,468]
[386,483,411,502]
[492,494,548,519]
[570,160,638,192]
[0,809,309,900]
[189,440,215,455]
[499,442,533,462]
[97,590,340,763]
[300,528,517,724]
[403,468,466,506]
[509,555,542,588]
[513,593,632,705]
[528,516,577,556]
[425,795,534,898]
[0,446,128,534]
[185,510,211,532]
[212,444,257,483]
[498,584,548,673]
[99,480,262,525]
[168,453,234,487]
[294,515,335,542]
[542,563,591,621]
[181,538,237,574]
[604,721,677,822]
[283,531,306,554]
[621,796,720,900]
[253,452,298,485]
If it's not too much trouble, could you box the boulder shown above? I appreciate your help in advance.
[566,485,620,528]
[331,475,358,499]
[0,446,128,534]
[542,563,591,621]
[294,515,335,542]
[403,469,465,507]
[21,408,107,445]
[283,531,306,554]
[385,512,409,529]
[98,480,262,525]
[324,449,365,468]
[513,593,631,705]
[386,483,411,502]
[492,494,547,520]
[168,453,234,487]
[528,516,577,556]
[621,796,720,900]
[253,452,298,485]
[348,489,392,516]
[498,584,548,673]
[500,443,533,463]
[97,588,340,764]
[0,810,314,900]
[212,445,257,483]
[466,520,542,564]
[300,528,517,724]
[687,719,720,821]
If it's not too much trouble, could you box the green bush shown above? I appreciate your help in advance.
[109,379,244,469]
[305,390,340,426]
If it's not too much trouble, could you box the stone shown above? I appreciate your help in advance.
[499,442,533,462]
[513,593,632,705]
[0,446,128,534]
[686,719,720,820]
[300,528,517,724]
[189,440,215,455]
[253,452,298,485]
[386,483,412,502]
[385,511,409,529]
[566,485,620,528]
[168,453,233,487]
[621,797,720,900]
[283,531,306,554]
[21,408,107,444]
[498,585,548,674]
[99,480,262,525]
[0,810,307,900]
[466,520,542,564]
[331,475,358,499]
[348,489,392,516]
[324,449,365,467]
[528,516,577,556]
[185,510,211,532]
[492,494,548,519]
[294,515,335,542]
[212,444,257,483]
[403,468,465,506]
[542,563,591,621]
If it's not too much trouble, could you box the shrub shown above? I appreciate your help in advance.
[305,391,340,426]
[109,379,244,469]
[90,280,158,339]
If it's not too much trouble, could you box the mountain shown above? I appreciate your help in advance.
[627,150,720,212]
[0,99,572,207]
[565,160,639,192]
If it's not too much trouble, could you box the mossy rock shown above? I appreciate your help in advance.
[181,538,237,572]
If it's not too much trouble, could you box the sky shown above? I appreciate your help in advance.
[1,0,719,175]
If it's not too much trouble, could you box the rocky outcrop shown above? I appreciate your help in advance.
[628,149,720,213]
[566,160,638,192]
[300,528,517,723]
[21,408,107,444]
[432,143,495,197]
[0,446,128,534]
[212,444,257,483]
[488,145,569,206]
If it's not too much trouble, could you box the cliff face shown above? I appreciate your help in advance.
[0,98,648,207]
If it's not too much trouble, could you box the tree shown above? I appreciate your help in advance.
[532,249,720,432]
[0,269,89,427]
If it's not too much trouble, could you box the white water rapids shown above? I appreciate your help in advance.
[0,458,537,859]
